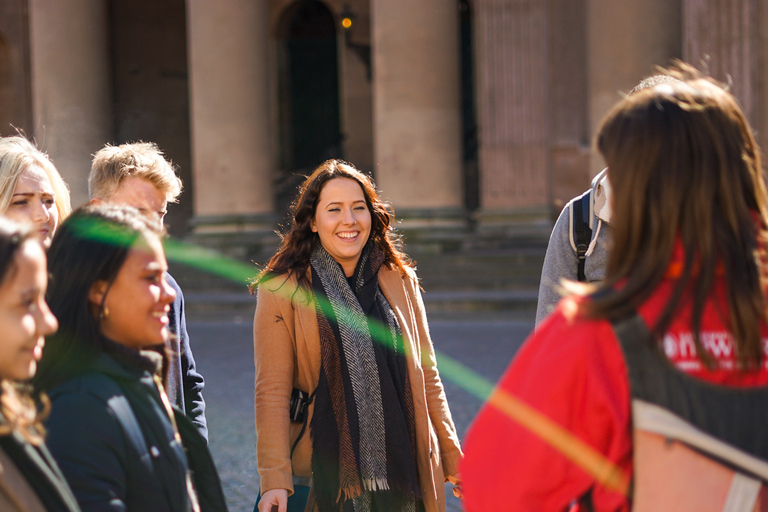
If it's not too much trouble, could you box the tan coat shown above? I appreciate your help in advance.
[254,266,463,512]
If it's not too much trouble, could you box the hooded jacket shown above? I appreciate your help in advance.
[44,349,194,512]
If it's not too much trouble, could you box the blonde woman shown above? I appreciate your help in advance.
[0,136,71,247]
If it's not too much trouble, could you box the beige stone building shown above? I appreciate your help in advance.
[0,0,765,260]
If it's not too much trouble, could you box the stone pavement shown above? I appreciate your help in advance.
[188,307,535,512]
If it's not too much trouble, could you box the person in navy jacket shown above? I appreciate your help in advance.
[88,142,207,441]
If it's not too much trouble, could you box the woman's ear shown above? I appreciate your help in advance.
[88,280,108,310]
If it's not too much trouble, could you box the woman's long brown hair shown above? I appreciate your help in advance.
[585,64,768,369]
[251,159,413,292]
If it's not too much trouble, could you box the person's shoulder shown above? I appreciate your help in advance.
[379,264,419,289]
[49,371,122,400]
[257,270,299,291]
[256,270,311,305]
[529,297,616,360]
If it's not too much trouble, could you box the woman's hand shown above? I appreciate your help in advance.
[258,488,288,512]
[447,474,463,499]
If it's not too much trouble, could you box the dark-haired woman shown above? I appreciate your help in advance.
[462,67,768,511]
[33,205,226,512]
[0,218,80,512]
[252,160,463,512]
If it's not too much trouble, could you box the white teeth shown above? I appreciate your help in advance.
[338,232,357,239]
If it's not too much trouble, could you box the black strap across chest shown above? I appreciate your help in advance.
[611,313,768,461]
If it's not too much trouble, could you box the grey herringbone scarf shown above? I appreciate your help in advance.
[310,243,420,512]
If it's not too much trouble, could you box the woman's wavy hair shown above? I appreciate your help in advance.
[0,218,49,444]
[251,159,413,291]
[32,205,163,393]
[584,62,768,369]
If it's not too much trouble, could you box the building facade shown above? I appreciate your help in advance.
[0,0,764,259]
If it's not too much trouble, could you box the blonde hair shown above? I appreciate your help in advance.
[0,136,71,222]
[89,142,182,203]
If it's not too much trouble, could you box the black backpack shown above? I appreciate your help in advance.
[571,190,593,282]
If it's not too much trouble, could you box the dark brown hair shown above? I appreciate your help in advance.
[586,63,768,368]
[34,204,164,392]
[251,159,413,291]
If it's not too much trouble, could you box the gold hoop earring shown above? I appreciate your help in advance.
[99,305,110,320]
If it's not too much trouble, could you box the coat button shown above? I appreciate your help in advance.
[150,446,161,457]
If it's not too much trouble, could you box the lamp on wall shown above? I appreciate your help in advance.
[339,3,371,80]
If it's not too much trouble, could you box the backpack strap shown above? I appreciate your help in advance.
[611,313,768,511]
[571,191,593,282]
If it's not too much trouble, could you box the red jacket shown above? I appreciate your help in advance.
[461,269,768,511]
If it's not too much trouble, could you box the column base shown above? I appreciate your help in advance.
[186,212,281,263]
[393,207,471,255]
[469,206,554,250]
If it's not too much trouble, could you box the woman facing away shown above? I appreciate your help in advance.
[32,205,227,512]
[0,136,71,247]
[252,159,463,512]
[461,65,768,511]
[0,218,80,511]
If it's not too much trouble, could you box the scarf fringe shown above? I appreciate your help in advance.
[337,478,391,504]
[364,478,390,492]
[337,482,363,503]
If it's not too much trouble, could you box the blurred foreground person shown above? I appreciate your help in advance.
[462,65,768,511]
[33,206,226,512]
[252,160,462,512]
[0,218,80,511]
[0,136,71,248]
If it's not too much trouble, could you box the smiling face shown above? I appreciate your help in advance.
[5,166,59,247]
[0,240,57,381]
[89,234,176,349]
[311,177,372,276]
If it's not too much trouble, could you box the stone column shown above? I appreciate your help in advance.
[471,0,550,236]
[759,0,768,154]
[683,0,759,126]
[28,0,112,208]
[186,0,273,236]
[372,0,464,231]
[587,0,681,170]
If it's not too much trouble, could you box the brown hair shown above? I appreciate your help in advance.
[251,159,413,291]
[585,63,768,369]
[0,218,49,444]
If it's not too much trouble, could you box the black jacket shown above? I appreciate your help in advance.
[166,273,208,441]
[44,349,194,512]
[0,420,81,512]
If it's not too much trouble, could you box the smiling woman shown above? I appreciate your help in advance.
[32,204,227,512]
[0,218,81,512]
[251,159,463,512]
[0,136,71,248]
